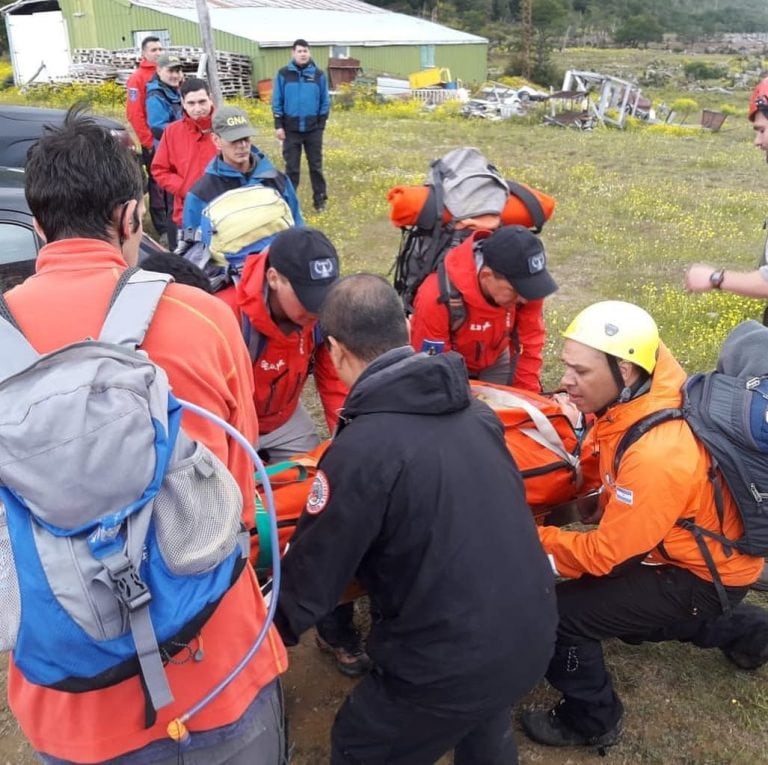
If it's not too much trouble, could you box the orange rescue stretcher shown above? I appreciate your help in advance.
[251,383,601,574]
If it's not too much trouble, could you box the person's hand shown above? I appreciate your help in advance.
[685,263,717,293]
[275,128,285,142]
[552,391,581,427]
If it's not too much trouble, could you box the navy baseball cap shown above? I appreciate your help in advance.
[480,225,558,300]
[268,227,340,313]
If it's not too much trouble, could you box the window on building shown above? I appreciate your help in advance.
[330,45,350,59]
[420,45,436,68]
[133,30,171,52]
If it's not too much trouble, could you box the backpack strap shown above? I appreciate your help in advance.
[99,269,173,349]
[498,390,582,481]
[0,293,40,379]
[612,407,733,615]
[507,180,546,233]
[98,547,174,711]
[612,408,684,476]
[436,261,467,335]
[241,312,267,363]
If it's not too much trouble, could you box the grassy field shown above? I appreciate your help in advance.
[1,47,768,763]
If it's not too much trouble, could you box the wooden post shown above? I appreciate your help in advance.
[521,0,533,81]
[195,0,223,107]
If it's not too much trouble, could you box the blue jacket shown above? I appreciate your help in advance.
[182,147,304,230]
[146,77,182,146]
[272,60,330,133]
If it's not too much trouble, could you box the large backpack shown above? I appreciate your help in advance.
[182,184,295,292]
[612,319,768,613]
[0,269,279,725]
[388,146,556,317]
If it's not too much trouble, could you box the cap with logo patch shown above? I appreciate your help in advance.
[157,54,182,69]
[212,106,257,142]
[480,225,558,301]
[267,227,340,313]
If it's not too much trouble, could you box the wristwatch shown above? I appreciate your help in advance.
[709,268,725,289]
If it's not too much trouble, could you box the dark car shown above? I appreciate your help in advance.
[0,183,168,292]
[0,105,135,169]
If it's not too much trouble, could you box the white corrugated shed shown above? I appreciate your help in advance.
[130,0,487,46]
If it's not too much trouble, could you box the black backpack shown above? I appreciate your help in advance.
[390,147,549,329]
[613,320,768,613]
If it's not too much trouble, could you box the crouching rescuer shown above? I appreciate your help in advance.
[523,301,768,752]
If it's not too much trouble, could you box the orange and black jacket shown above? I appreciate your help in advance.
[539,343,763,587]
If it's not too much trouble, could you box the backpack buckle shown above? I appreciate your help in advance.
[106,557,152,612]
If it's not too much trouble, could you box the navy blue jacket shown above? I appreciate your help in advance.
[276,347,558,713]
[182,147,304,230]
[145,77,182,146]
[272,59,330,133]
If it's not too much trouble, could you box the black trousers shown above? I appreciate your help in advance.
[282,128,326,207]
[142,146,169,238]
[316,601,359,649]
[547,563,752,737]
[331,669,518,765]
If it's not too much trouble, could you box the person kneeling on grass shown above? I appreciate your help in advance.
[522,300,768,752]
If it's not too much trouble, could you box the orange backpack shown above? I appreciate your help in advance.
[388,148,556,317]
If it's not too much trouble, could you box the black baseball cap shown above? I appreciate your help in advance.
[268,227,340,313]
[480,225,558,300]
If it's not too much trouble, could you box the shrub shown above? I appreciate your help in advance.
[683,61,728,81]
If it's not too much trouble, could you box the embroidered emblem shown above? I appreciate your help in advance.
[306,471,330,514]
[615,486,634,505]
[128,87,139,102]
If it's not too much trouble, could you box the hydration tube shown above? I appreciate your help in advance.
[166,398,281,744]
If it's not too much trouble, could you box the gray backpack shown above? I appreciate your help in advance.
[0,269,277,723]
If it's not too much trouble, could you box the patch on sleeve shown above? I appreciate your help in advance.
[128,87,139,102]
[615,486,634,505]
[305,470,330,515]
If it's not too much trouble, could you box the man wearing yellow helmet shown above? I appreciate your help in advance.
[522,300,767,752]
[685,76,768,298]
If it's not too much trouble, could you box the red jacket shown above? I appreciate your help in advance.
[222,253,347,435]
[126,59,157,149]
[409,230,546,391]
[4,239,287,762]
[539,343,763,586]
[152,112,217,225]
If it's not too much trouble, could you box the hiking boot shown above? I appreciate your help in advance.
[315,634,373,678]
[720,604,768,671]
[313,201,327,213]
[521,706,623,751]
[721,631,768,670]
[750,560,768,592]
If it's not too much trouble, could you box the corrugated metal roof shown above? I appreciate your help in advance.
[131,0,486,46]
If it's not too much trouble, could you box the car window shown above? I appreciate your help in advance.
[0,221,38,265]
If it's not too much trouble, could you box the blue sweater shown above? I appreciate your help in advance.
[146,77,182,146]
[272,60,330,133]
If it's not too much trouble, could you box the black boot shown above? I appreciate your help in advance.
[521,703,623,751]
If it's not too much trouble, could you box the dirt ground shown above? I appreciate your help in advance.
[0,627,576,765]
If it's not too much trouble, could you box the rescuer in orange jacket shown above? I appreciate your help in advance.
[522,301,768,752]
[5,107,287,764]
[409,225,558,392]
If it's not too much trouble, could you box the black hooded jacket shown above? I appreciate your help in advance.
[275,347,557,712]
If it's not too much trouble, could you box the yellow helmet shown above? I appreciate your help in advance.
[563,301,659,374]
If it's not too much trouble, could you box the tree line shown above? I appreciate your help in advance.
[368,0,768,46]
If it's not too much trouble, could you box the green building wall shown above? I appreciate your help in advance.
[56,0,487,85]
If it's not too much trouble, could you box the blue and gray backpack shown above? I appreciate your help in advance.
[613,319,768,614]
[0,269,278,727]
